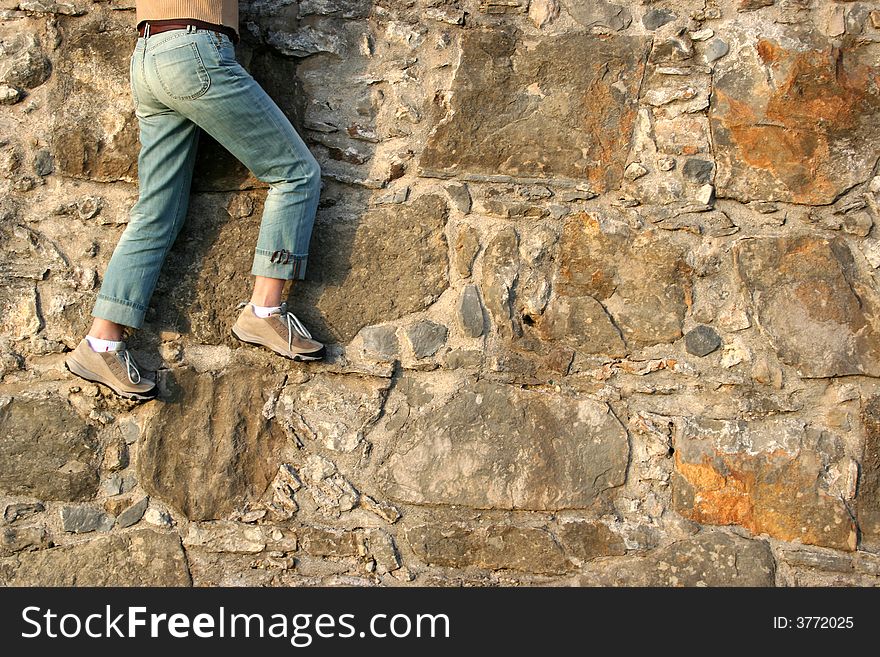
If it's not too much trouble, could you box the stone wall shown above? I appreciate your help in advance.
[2,0,880,586]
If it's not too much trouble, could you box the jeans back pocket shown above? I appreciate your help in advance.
[151,41,211,101]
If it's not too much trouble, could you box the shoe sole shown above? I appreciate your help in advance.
[64,359,158,401]
[231,325,326,361]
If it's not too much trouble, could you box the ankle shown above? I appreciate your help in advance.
[85,335,125,352]
[250,295,282,307]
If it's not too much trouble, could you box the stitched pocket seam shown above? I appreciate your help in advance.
[152,42,211,101]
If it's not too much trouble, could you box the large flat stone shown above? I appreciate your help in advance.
[378,380,628,509]
[420,27,650,191]
[407,522,571,574]
[297,193,449,342]
[0,396,98,502]
[734,235,880,378]
[710,31,880,203]
[48,16,138,182]
[2,529,190,586]
[580,530,775,586]
[671,416,857,551]
[138,367,289,521]
[551,213,692,349]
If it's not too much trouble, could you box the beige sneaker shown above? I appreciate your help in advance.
[232,302,325,361]
[64,339,157,401]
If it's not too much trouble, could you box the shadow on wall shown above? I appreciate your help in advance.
[145,1,380,346]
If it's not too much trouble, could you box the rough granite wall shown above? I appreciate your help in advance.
[3,0,880,587]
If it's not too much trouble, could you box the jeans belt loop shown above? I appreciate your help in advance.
[143,22,151,38]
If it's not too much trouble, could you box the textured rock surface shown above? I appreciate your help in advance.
[735,235,880,378]
[2,529,190,586]
[420,27,650,190]
[578,531,776,586]
[711,30,880,204]
[672,416,857,551]
[0,396,98,501]
[3,1,880,588]
[138,367,289,521]
[378,379,628,509]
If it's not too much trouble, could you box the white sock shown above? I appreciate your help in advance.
[251,303,281,318]
[86,335,124,352]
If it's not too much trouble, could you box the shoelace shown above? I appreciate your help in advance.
[278,302,314,346]
[117,349,142,384]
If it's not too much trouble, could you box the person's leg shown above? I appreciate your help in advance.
[143,29,324,360]
[151,29,322,290]
[91,39,201,332]
[251,276,286,307]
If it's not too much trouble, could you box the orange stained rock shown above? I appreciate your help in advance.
[675,449,857,551]
[713,38,880,204]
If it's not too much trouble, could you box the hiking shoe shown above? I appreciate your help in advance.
[232,302,326,361]
[64,339,158,401]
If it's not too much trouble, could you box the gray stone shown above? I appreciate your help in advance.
[420,28,650,191]
[379,380,629,509]
[454,225,479,277]
[446,183,472,214]
[407,523,570,574]
[100,473,122,497]
[3,502,44,523]
[361,325,399,359]
[33,149,53,177]
[580,531,775,586]
[684,325,722,356]
[0,34,51,89]
[60,506,114,533]
[682,158,714,183]
[457,285,485,338]
[565,1,632,32]
[704,38,729,62]
[115,496,149,529]
[139,367,288,521]
[0,397,98,502]
[119,419,140,445]
[3,529,191,586]
[405,320,448,358]
[642,9,676,30]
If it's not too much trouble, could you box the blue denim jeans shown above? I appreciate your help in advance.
[92,25,322,328]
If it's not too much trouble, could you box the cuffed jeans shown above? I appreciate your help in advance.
[92,25,321,328]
